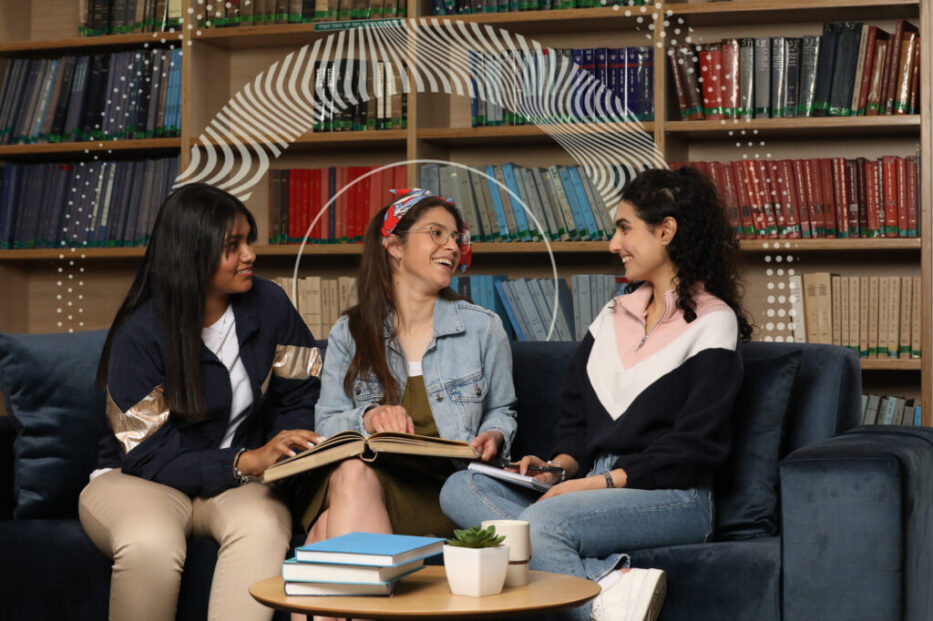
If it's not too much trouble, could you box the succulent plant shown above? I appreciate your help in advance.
[446,525,506,548]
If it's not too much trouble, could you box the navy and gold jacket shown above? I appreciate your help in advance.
[95,277,322,497]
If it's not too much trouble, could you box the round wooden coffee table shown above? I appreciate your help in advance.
[250,566,600,619]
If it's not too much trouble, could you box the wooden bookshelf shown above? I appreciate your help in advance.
[0,0,928,418]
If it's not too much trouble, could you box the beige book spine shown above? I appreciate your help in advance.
[878,276,889,358]
[848,276,860,353]
[338,276,357,314]
[319,278,331,339]
[898,276,912,358]
[789,274,807,343]
[306,276,323,339]
[887,276,900,358]
[326,278,340,339]
[831,275,842,346]
[802,273,821,344]
[839,275,849,349]
[911,276,921,357]
[859,276,870,357]
[816,273,833,345]
[868,276,879,358]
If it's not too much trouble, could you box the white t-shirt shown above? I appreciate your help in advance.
[201,304,254,448]
[407,360,423,377]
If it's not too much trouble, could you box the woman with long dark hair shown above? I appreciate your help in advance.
[78,183,323,621]
[441,167,751,621]
[294,188,516,570]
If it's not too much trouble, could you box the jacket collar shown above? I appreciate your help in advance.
[384,296,466,355]
[617,282,679,326]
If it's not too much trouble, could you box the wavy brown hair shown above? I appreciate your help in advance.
[621,166,753,342]
[343,196,467,403]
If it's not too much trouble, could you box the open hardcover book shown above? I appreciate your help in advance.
[262,431,480,483]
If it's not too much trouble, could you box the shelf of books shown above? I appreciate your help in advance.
[0,0,928,420]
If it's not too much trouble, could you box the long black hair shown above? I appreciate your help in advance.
[95,183,257,421]
[621,166,753,342]
[343,196,466,404]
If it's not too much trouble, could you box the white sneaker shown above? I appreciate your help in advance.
[590,568,666,621]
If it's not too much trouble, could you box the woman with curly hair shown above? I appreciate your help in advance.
[441,166,752,621]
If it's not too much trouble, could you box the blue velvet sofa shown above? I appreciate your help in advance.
[0,330,931,621]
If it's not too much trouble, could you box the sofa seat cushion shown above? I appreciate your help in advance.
[715,349,802,540]
[629,537,780,621]
[0,519,110,619]
[0,330,109,518]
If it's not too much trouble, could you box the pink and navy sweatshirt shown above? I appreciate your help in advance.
[551,282,742,491]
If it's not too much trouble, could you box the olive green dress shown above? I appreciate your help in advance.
[297,374,457,537]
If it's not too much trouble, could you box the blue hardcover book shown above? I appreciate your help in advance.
[494,279,525,340]
[633,46,654,121]
[511,279,548,341]
[567,166,599,239]
[593,48,608,122]
[420,163,440,194]
[553,277,576,341]
[295,533,444,567]
[484,165,511,240]
[501,164,531,240]
[483,275,513,339]
[624,47,640,124]
[570,48,585,121]
[606,48,624,121]
[556,166,588,238]
[914,406,922,426]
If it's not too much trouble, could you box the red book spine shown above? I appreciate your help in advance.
[863,159,882,237]
[895,156,908,236]
[668,47,690,120]
[908,39,920,114]
[743,160,767,237]
[336,166,348,242]
[831,158,850,238]
[395,164,407,195]
[775,160,801,238]
[298,168,309,243]
[843,159,861,237]
[856,26,880,115]
[802,159,825,237]
[756,160,780,238]
[359,167,371,241]
[788,160,811,238]
[856,157,869,236]
[721,39,740,119]
[288,169,300,242]
[699,46,724,120]
[882,19,907,114]
[817,158,837,237]
[372,167,385,222]
[717,161,743,238]
[306,168,317,243]
[730,161,755,238]
[906,156,918,236]
[880,155,899,236]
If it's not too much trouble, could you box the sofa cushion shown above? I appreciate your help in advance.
[714,349,802,540]
[0,330,109,518]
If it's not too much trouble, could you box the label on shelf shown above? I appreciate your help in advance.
[314,18,403,31]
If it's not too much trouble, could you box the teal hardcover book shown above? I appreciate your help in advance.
[295,533,444,567]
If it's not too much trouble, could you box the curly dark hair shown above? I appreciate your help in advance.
[621,166,753,342]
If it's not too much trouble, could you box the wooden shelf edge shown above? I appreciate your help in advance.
[0,32,182,54]
[0,138,181,157]
[740,239,922,251]
[3,239,924,261]
[860,359,922,370]
[666,0,919,16]
[665,116,920,134]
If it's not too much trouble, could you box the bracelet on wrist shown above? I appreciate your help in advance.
[232,448,251,485]
[547,459,566,483]
[603,470,615,489]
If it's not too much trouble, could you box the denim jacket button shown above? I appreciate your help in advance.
[354,387,362,395]
[435,394,444,402]
[474,385,482,396]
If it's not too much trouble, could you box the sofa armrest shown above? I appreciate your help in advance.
[0,416,15,520]
[779,426,933,621]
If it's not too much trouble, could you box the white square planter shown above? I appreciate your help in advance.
[442,543,510,597]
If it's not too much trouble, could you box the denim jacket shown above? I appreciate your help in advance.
[315,297,518,457]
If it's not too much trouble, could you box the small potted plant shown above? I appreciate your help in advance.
[443,525,510,596]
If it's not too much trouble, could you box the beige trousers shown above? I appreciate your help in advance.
[78,470,291,621]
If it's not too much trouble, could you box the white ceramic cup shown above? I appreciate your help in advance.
[481,519,531,587]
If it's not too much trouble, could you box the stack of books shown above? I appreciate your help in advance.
[282,532,444,596]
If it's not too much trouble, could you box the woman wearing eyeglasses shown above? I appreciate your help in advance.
[292,189,517,575]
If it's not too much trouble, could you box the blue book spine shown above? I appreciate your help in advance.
[914,406,922,426]
[570,48,584,121]
[494,279,524,340]
[469,51,480,127]
[556,278,575,341]
[606,48,624,121]
[556,166,587,238]
[432,0,447,14]
[487,275,514,340]
[568,166,599,239]
[484,165,511,240]
[634,46,654,121]
[624,46,639,124]
[501,164,531,240]
[594,48,608,122]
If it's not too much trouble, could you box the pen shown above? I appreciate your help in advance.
[509,463,564,474]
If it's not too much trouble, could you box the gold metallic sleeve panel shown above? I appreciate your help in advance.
[106,386,170,454]
[272,345,323,380]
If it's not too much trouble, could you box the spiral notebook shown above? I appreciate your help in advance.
[467,462,553,493]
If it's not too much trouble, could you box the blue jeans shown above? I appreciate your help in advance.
[440,454,714,621]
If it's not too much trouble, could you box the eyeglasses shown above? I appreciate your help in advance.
[408,225,467,247]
